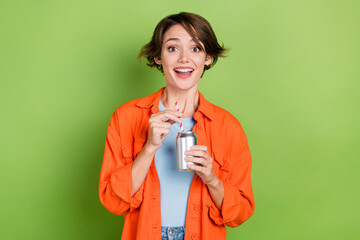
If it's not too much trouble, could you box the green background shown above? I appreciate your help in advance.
[1,0,359,239]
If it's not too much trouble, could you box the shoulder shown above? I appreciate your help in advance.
[109,99,139,125]
[108,95,151,130]
[210,103,244,132]
[114,98,143,115]
[112,89,162,118]
[107,94,155,141]
[199,91,242,129]
[208,102,248,154]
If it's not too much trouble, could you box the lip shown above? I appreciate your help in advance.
[173,67,194,79]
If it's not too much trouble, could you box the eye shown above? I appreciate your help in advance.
[168,46,177,52]
[192,46,202,52]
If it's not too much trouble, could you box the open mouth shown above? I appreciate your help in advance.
[174,68,194,79]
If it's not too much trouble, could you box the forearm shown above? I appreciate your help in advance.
[131,143,157,197]
[206,176,225,210]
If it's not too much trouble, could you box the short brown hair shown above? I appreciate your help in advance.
[138,12,227,72]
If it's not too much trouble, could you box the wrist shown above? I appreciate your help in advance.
[206,175,221,188]
[143,142,158,155]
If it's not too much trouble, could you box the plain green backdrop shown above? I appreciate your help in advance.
[1,0,359,239]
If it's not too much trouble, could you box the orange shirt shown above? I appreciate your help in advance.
[99,88,254,240]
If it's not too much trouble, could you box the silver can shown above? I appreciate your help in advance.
[176,131,197,172]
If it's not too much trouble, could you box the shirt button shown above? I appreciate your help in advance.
[191,235,197,240]
[198,124,203,130]
[194,206,199,211]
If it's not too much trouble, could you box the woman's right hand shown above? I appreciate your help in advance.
[145,110,182,151]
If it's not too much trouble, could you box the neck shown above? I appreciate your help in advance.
[160,86,199,118]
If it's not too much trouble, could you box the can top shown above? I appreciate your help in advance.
[180,130,196,137]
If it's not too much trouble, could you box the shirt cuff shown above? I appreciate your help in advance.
[207,181,241,226]
[110,162,144,212]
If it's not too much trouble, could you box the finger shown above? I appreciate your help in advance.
[149,124,170,134]
[149,121,172,129]
[149,117,177,126]
[161,111,182,123]
[155,127,170,138]
[187,163,205,172]
[164,119,177,125]
[185,150,207,158]
[185,156,206,166]
[190,145,208,152]
[155,126,170,134]
[151,110,183,118]
[152,111,182,123]
[149,113,181,124]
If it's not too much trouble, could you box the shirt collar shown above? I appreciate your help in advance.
[136,87,214,120]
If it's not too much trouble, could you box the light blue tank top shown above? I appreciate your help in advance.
[155,101,195,227]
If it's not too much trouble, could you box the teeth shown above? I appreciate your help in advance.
[175,68,193,73]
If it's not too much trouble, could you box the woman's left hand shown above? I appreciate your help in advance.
[185,145,218,185]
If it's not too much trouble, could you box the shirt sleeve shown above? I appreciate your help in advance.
[98,111,144,216]
[208,121,255,227]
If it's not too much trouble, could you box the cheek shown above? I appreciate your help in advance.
[162,52,177,64]
[194,54,208,65]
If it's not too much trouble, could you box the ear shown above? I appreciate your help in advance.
[154,57,162,65]
[205,55,212,66]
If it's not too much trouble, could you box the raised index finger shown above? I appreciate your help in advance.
[152,110,182,123]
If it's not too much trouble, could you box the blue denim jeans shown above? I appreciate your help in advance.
[161,226,185,240]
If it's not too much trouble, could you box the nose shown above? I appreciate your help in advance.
[178,49,190,63]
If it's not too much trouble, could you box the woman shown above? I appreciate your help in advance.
[99,12,254,240]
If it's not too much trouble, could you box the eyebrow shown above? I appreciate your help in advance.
[165,38,196,43]
[165,38,180,43]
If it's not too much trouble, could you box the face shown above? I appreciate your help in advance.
[155,24,211,91]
